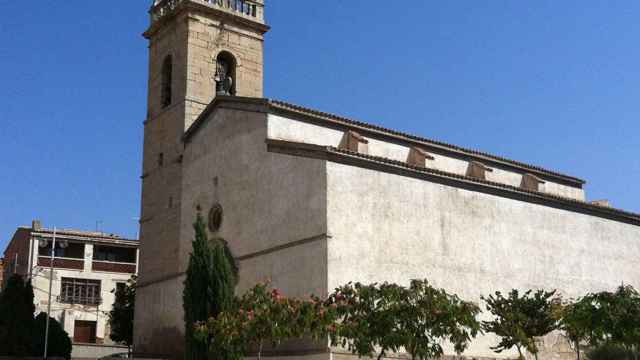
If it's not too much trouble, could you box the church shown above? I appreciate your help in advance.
[134,1,640,359]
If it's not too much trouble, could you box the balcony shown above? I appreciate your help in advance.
[151,0,263,23]
[37,256,84,270]
[91,260,136,274]
[57,294,102,306]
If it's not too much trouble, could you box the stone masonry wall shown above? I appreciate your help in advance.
[184,11,265,126]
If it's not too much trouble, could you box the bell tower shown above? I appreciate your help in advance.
[135,1,269,357]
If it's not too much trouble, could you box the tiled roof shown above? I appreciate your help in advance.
[268,99,586,185]
[30,228,138,244]
[183,96,585,186]
[266,139,640,226]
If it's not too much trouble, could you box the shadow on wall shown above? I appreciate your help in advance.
[135,326,184,360]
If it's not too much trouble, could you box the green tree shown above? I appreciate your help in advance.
[184,212,239,360]
[560,297,598,360]
[328,282,406,360]
[0,274,36,356]
[401,280,481,360]
[591,285,640,354]
[108,275,137,353]
[32,312,72,360]
[482,289,560,360]
[328,280,481,360]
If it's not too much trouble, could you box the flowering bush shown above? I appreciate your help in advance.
[196,282,336,360]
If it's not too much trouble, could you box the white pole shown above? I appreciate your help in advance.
[44,227,56,359]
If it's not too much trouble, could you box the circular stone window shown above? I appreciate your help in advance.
[208,203,224,232]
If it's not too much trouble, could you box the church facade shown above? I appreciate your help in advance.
[134,1,640,359]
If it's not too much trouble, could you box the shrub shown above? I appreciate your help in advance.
[587,344,640,360]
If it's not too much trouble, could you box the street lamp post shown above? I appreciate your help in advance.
[43,227,56,359]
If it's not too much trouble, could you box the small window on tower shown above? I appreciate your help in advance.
[158,153,164,167]
[161,55,173,108]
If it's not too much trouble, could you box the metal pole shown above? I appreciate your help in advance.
[44,227,56,359]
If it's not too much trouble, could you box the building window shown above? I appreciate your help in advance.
[74,320,97,344]
[215,51,236,96]
[161,55,173,108]
[60,278,102,306]
[93,245,136,263]
[158,152,164,167]
[38,240,84,259]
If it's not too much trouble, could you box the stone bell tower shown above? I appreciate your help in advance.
[135,0,269,357]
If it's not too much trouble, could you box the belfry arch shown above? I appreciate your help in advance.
[215,51,237,96]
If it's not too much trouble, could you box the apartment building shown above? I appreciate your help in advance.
[3,220,138,358]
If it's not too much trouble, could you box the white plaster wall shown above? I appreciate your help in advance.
[326,161,640,359]
[267,114,584,201]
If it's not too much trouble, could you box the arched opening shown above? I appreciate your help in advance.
[215,51,237,96]
[161,55,172,108]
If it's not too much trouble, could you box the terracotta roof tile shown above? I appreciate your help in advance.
[183,96,585,185]
[268,99,586,185]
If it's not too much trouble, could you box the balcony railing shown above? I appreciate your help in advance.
[57,294,102,306]
[38,256,84,270]
[92,260,136,274]
[151,0,261,23]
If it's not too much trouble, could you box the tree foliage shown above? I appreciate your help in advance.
[183,213,239,360]
[482,289,561,360]
[587,344,640,360]
[196,282,334,360]
[590,285,640,351]
[402,280,481,360]
[327,280,481,360]
[33,312,72,360]
[0,274,36,356]
[327,282,406,360]
[108,275,137,349]
[560,296,599,360]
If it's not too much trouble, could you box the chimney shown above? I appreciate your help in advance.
[32,219,42,230]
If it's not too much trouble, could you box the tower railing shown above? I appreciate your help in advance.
[151,0,262,23]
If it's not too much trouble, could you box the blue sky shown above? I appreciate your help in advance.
[1,1,639,250]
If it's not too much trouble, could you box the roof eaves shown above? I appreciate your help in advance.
[265,139,639,226]
[267,99,586,186]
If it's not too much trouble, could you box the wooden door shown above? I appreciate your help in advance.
[73,320,97,343]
